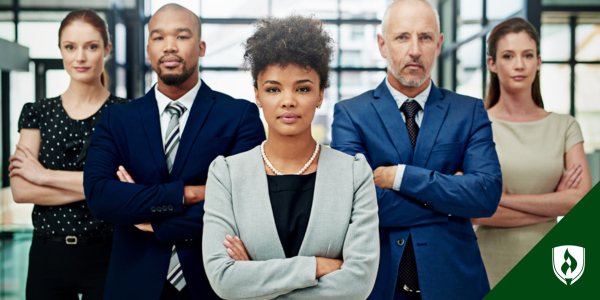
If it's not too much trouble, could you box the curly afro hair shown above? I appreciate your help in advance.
[243,15,334,90]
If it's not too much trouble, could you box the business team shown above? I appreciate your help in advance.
[9,0,592,300]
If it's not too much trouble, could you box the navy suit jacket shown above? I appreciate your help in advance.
[331,80,502,300]
[84,81,265,300]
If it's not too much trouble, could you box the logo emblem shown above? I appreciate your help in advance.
[552,245,585,285]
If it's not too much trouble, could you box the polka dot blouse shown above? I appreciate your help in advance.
[18,95,129,237]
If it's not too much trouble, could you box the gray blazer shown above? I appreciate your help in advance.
[202,145,380,300]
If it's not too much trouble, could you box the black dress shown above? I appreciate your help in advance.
[17,94,129,300]
[267,172,316,258]
[18,94,128,237]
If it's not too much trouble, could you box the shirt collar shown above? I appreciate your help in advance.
[155,77,202,114]
[385,77,432,110]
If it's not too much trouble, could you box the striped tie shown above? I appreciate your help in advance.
[164,101,186,290]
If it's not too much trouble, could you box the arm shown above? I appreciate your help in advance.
[84,107,186,226]
[497,143,592,217]
[400,100,503,218]
[472,206,553,227]
[10,129,85,205]
[151,103,265,244]
[330,102,447,228]
[202,157,318,300]
[276,155,380,300]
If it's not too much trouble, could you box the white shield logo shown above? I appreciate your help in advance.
[552,245,585,285]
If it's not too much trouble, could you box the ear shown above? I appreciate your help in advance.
[146,43,150,62]
[104,42,113,58]
[254,87,261,108]
[436,33,444,57]
[537,54,542,71]
[377,34,388,59]
[487,56,497,73]
[198,40,207,57]
[317,89,324,108]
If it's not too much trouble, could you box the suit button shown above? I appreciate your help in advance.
[397,239,405,247]
[168,205,173,211]
[163,205,168,211]
[157,206,162,212]
[151,206,156,212]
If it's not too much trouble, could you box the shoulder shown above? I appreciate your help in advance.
[549,112,578,125]
[438,87,482,107]
[321,147,371,173]
[211,90,257,111]
[336,89,376,110]
[106,94,131,106]
[224,145,261,165]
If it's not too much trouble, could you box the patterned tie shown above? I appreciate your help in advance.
[397,100,421,291]
[164,101,186,290]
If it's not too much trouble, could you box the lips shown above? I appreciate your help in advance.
[74,67,90,72]
[404,63,423,69]
[160,57,181,68]
[278,112,300,124]
[512,76,526,81]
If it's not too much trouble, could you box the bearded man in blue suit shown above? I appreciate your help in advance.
[83,4,265,300]
[331,1,502,299]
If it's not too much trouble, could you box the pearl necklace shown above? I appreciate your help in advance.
[260,140,320,175]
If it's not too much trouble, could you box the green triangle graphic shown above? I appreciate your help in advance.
[484,182,600,299]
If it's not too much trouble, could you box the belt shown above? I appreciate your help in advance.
[34,233,112,245]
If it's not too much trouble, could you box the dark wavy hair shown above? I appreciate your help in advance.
[243,15,334,90]
[486,17,543,109]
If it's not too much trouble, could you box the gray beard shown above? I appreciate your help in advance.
[388,60,431,87]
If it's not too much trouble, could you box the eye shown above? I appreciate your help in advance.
[503,54,512,59]
[89,44,98,50]
[266,87,279,93]
[177,36,189,40]
[153,36,163,41]
[297,87,311,92]
[421,35,432,40]
[525,53,534,58]
[65,45,74,50]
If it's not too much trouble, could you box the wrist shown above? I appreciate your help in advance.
[37,168,52,186]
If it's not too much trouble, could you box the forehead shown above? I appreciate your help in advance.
[260,64,319,80]
[497,31,537,50]
[149,10,198,34]
[61,21,102,42]
[387,3,437,34]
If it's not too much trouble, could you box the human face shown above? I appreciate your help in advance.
[378,2,443,88]
[147,9,206,86]
[488,31,541,93]
[60,21,111,85]
[255,64,324,138]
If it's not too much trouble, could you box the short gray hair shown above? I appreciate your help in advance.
[381,0,440,37]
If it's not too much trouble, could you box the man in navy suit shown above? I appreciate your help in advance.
[331,1,502,299]
[83,4,265,300]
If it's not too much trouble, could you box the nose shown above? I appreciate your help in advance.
[163,36,178,53]
[515,56,524,70]
[281,89,297,108]
[76,48,86,63]
[407,36,422,59]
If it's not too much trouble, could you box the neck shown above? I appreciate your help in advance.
[387,72,430,99]
[157,73,199,100]
[263,128,318,174]
[493,84,539,116]
[62,78,109,104]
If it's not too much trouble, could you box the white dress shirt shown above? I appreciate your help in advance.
[154,78,201,143]
[384,77,432,192]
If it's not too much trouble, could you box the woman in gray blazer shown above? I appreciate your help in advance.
[202,16,380,300]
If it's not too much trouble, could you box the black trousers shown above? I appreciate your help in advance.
[26,235,112,300]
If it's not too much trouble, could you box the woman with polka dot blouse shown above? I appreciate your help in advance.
[9,9,128,300]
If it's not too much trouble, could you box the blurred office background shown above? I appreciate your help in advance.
[0,0,599,298]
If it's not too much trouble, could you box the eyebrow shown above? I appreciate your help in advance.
[501,49,536,53]
[61,40,101,45]
[262,79,314,86]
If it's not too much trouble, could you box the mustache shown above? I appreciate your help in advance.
[159,55,183,63]
[402,58,424,69]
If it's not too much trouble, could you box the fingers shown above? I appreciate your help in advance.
[565,165,582,189]
[224,234,249,261]
[16,144,34,159]
[8,154,25,163]
[571,175,582,189]
[117,166,135,183]
[8,168,21,177]
[454,171,464,176]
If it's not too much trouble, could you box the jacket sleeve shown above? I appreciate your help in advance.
[151,102,266,245]
[400,100,502,218]
[202,157,318,300]
[276,155,380,300]
[330,101,448,228]
[84,107,185,226]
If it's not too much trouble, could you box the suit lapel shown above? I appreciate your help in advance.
[371,81,414,165]
[412,83,448,168]
[170,81,216,180]
[298,146,340,257]
[139,88,169,182]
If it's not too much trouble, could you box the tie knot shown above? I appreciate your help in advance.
[400,100,421,119]
[166,101,187,117]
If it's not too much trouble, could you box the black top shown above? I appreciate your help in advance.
[18,94,129,237]
[267,172,316,258]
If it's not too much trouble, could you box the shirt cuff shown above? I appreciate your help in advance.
[393,164,406,192]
